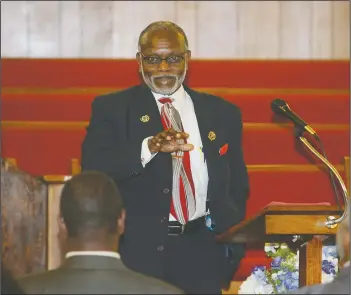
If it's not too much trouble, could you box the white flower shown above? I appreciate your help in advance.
[239,274,260,294]
[322,272,335,284]
[239,273,274,294]
[254,284,274,294]
[264,246,277,254]
[323,246,337,259]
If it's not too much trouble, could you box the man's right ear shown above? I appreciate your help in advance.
[136,52,142,72]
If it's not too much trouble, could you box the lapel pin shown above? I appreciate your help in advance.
[140,115,150,122]
[208,131,216,141]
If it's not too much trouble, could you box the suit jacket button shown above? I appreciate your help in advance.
[157,245,164,251]
[162,188,170,194]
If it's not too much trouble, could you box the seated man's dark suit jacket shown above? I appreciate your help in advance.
[81,84,250,286]
[18,255,184,294]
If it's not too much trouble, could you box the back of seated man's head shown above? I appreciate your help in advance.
[336,206,350,266]
[59,171,125,251]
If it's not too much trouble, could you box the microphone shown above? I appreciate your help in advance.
[271,98,319,139]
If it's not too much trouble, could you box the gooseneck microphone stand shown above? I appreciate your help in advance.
[294,128,349,229]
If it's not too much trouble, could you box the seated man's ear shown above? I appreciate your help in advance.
[58,215,68,240]
[117,209,126,235]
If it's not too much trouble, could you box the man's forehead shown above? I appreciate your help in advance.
[140,29,185,50]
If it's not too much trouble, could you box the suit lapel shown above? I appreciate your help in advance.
[131,85,164,140]
[185,86,226,204]
[185,86,216,163]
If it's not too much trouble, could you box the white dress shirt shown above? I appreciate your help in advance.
[66,250,120,259]
[140,85,209,221]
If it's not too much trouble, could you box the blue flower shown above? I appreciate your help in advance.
[284,271,299,291]
[277,272,286,282]
[239,244,338,294]
[322,260,336,275]
[271,257,282,269]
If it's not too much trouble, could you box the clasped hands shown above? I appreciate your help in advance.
[148,128,194,154]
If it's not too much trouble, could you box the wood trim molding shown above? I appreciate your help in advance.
[3,158,345,183]
[71,158,81,175]
[21,164,346,184]
[248,164,344,172]
[2,157,18,169]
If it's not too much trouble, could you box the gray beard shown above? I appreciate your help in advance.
[141,68,187,96]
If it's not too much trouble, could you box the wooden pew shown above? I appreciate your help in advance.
[1,158,48,277]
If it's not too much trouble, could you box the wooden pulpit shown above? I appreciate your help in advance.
[216,205,342,287]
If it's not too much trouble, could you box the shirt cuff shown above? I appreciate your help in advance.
[141,136,158,167]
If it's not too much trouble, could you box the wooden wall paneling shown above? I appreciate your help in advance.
[1,1,28,57]
[279,1,313,59]
[111,1,177,58]
[60,1,81,57]
[27,1,60,57]
[311,1,333,59]
[175,1,198,56]
[332,1,350,59]
[0,1,349,59]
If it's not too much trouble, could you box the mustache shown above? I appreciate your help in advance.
[151,74,178,79]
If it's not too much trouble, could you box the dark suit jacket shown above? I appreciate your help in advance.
[18,255,184,294]
[288,266,350,294]
[81,84,249,284]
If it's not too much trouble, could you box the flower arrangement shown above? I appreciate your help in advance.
[321,245,338,283]
[239,244,338,294]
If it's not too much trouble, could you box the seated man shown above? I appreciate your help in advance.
[289,207,350,294]
[18,171,183,294]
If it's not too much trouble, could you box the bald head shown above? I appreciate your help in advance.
[138,21,188,51]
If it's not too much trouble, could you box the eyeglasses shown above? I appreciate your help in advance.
[139,52,188,66]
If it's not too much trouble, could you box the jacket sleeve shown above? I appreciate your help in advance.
[81,97,145,181]
[221,105,250,289]
[227,105,250,223]
[230,107,249,220]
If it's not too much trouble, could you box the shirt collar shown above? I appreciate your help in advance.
[151,84,186,106]
[65,251,120,260]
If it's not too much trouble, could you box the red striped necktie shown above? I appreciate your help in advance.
[158,97,196,224]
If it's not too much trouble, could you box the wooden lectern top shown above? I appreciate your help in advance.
[216,205,342,244]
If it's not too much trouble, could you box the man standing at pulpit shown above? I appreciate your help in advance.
[81,21,249,294]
